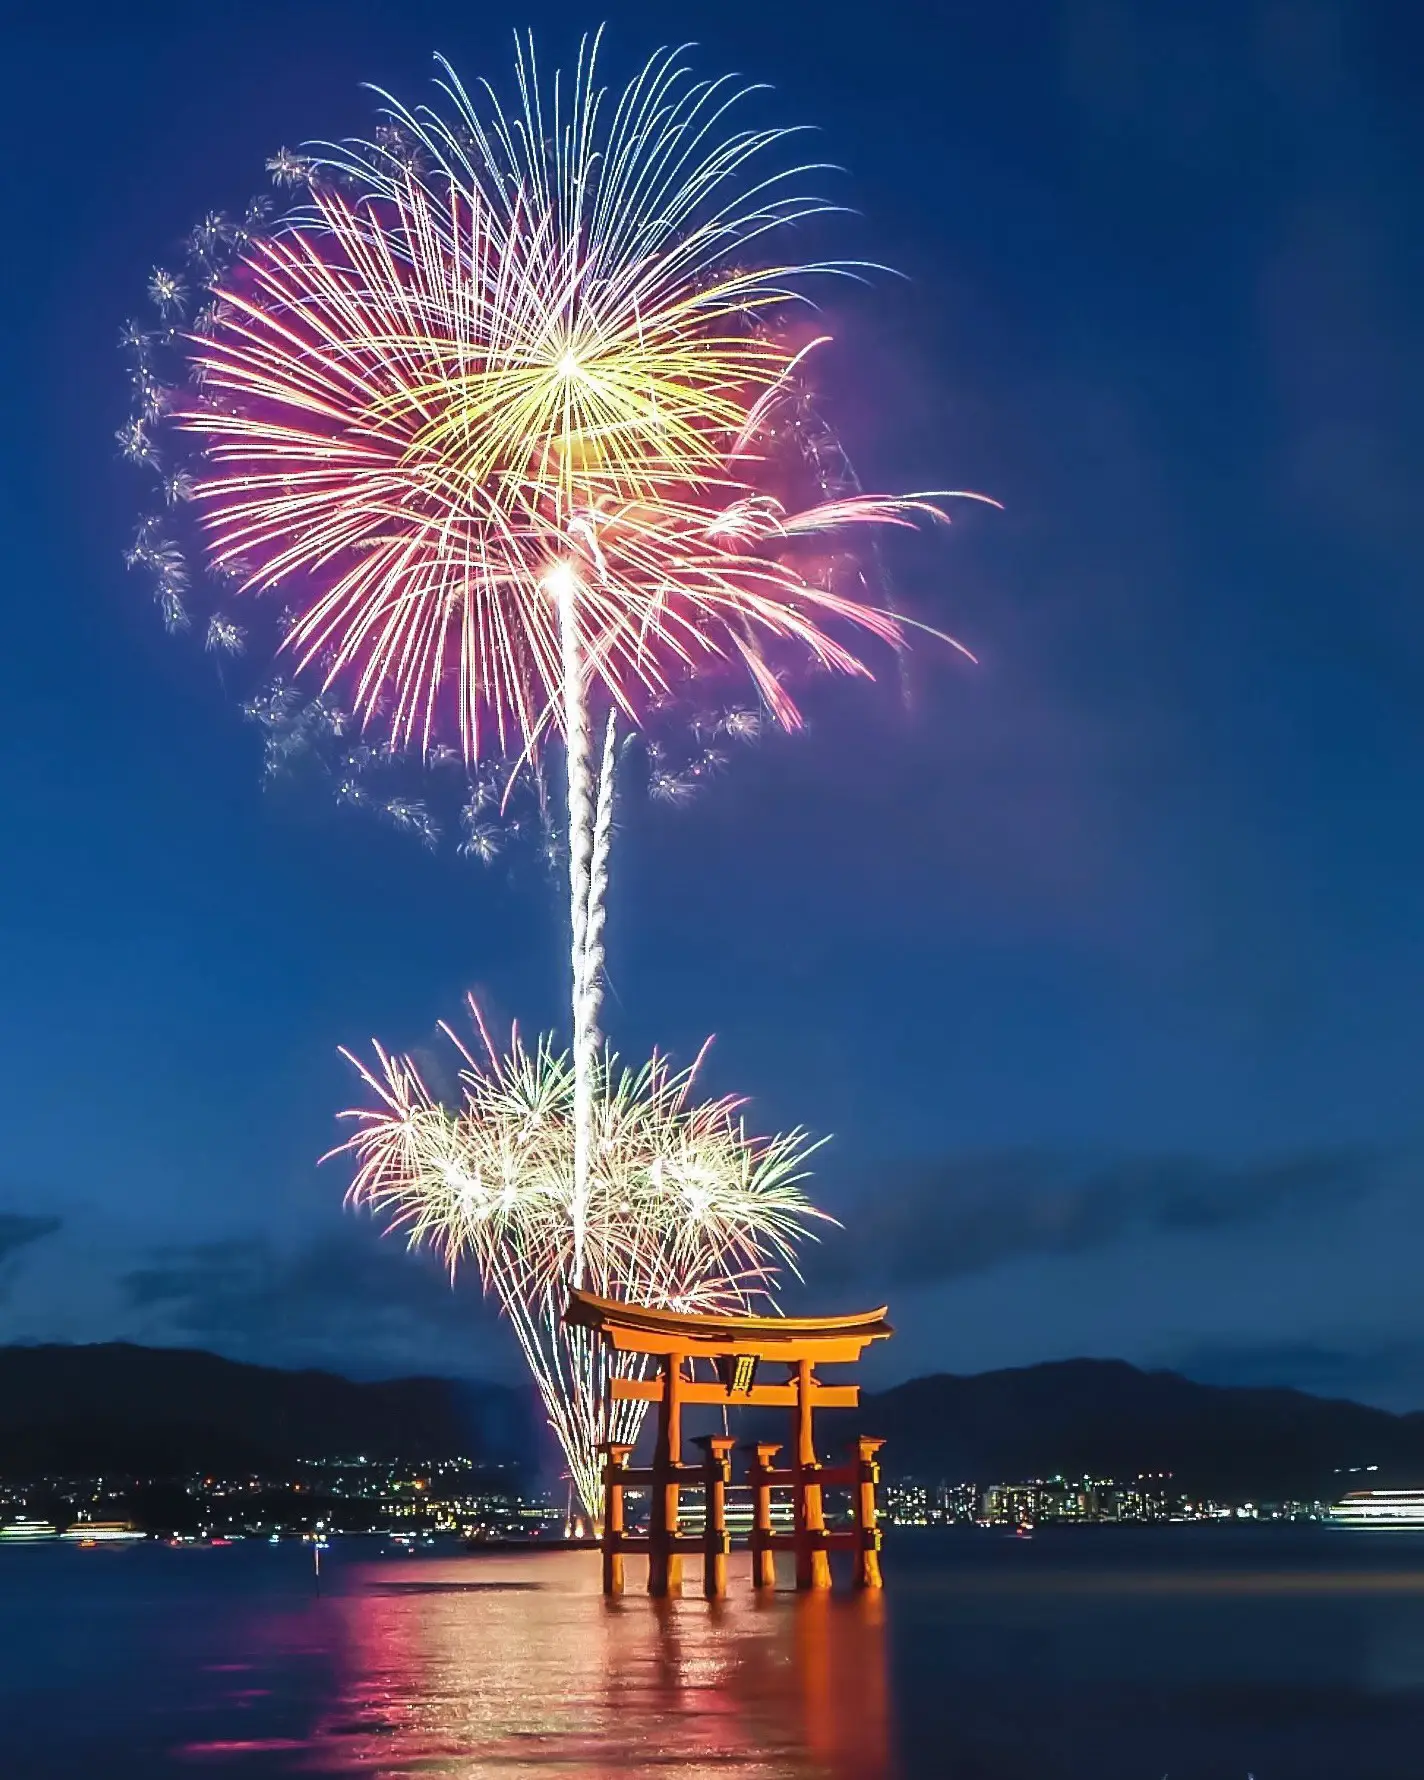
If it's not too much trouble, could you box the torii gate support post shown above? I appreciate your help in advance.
[648,1350,685,1597]
[794,1356,832,1591]
[749,1441,781,1589]
[852,1436,885,1590]
[695,1434,735,1598]
[600,1442,634,1596]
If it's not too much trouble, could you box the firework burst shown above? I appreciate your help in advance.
[122,38,989,1485]
[172,37,981,763]
[335,1002,826,1517]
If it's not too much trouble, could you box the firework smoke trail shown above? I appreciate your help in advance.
[584,712,619,1047]
[334,1007,826,1516]
[552,567,596,1285]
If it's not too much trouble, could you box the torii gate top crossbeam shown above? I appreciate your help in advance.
[564,1288,893,1363]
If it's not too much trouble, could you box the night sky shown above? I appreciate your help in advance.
[2,1,1422,1405]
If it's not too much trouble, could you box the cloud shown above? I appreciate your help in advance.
[120,1227,510,1380]
[815,1146,1378,1289]
[0,1213,63,1302]
[0,1214,62,1266]
[1171,1337,1424,1410]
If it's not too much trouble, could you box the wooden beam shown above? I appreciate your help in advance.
[610,1378,860,1409]
[601,1443,633,1596]
[696,1435,735,1598]
[604,1527,882,1559]
[749,1442,780,1590]
[795,1356,832,1590]
[648,1351,685,1596]
[602,1330,882,1363]
[604,1534,734,1556]
[853,1435,886,1590]
[764,1530,866,1553]
[566,1287,892,1350]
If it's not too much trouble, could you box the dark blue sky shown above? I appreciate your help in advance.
[2,0,1423,1404]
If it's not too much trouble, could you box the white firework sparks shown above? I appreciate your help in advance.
[146,266,187,317]
[205,613,246,656]
[334,1008,827,1518]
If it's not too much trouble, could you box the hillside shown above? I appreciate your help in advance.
[0,1342,528,1476]
[4,1343,1422,1499]
[859,1359,1424,1499]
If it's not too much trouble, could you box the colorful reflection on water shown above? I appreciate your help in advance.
[187,1551,892,1777]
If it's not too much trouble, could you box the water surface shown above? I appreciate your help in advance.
[6,1527,1424,1777]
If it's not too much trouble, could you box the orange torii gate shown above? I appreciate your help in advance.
[564,1288,893,1596]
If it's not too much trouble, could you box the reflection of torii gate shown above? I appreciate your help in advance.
[564,1289,893,1596]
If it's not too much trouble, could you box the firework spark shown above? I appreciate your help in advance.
[178,191,969,758]
[205,613,246,656]
[159,39,982,1268]
[153,35,986,757]
[122,39,988,1492]
[334,1003,826,1516]
[147,267,187,318]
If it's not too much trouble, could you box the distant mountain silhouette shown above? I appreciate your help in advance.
[0,1343,528,1476]
[3,1343,1421,1499]
[858,1359,1424,1499]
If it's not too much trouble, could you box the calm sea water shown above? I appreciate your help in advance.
[6,1526,1424,1777]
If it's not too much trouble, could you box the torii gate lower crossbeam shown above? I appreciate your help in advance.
[564,1289,893,1596]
